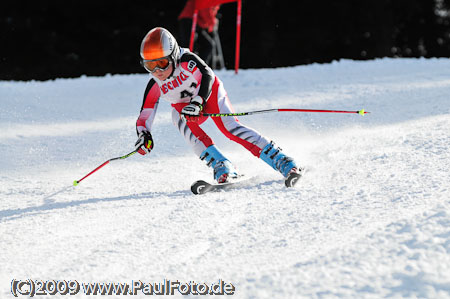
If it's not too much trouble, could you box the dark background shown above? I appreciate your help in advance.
[2,0,450,81]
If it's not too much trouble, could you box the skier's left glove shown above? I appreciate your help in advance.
[181,96,204,123]
[135,131,154,155]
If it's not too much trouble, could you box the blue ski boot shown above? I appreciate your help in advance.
[200,145,238,183]
[260,141,303,187]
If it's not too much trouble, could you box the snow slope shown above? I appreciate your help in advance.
[1,58,450,298]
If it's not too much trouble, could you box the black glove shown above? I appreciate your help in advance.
[135,131,154,155]
[181,96,204,123]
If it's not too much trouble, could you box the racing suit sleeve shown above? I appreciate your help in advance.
[136,78,160,135]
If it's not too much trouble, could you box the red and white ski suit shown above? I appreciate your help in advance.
[136,48,269,157]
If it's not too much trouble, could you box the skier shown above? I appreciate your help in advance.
[134,27,303,186]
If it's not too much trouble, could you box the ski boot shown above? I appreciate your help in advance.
[260,141,303,187]
[200,145,238,183]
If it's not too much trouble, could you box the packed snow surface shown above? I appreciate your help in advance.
[1,58,450,298]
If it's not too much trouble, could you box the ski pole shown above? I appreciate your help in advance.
[203,108,369,117]
[73,150,138,186]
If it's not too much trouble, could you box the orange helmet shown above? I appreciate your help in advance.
[140,27,180,71]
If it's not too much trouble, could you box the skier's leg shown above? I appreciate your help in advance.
[171,107,238,183]
[206,80,301,178]
[205,80,270,157]
[171,107,212,156]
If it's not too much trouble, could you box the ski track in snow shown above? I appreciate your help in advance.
[1,58,450,298]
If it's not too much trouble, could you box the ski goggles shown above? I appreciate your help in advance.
[141,57,171,73]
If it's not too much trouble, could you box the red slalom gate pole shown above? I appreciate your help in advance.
[73,150,138,186]
[203,108,370,117]
[189,10,198,51]
[235,0,241,74]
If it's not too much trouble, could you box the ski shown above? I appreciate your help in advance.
[191,176,251,195]
[191,168,305,194]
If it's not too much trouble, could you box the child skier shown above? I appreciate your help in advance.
[134,27,302,186]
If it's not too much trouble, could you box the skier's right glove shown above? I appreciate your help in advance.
[135,131,154,155]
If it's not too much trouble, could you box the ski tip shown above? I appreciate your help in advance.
[285,173,301,188]
[73,180,79,186]
[191,180,210,195]
[285,168,305,188]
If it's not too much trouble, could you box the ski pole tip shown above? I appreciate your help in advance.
[358,109,367,115]
[73,180,79,186]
